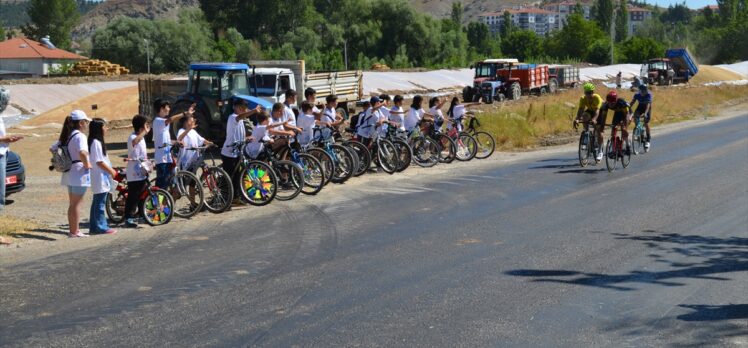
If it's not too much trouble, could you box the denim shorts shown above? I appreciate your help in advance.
[67,185,88,196]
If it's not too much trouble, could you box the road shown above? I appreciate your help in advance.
[1,114,747,347]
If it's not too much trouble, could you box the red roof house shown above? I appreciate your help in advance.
[0,37,87,79]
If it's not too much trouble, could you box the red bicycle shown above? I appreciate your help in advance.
[105,160,175,226]
[605,122,632,172]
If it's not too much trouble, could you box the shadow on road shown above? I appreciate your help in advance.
[677,304,748,321]
[505,230,748,292]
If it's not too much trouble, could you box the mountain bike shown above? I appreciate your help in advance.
[423,120,456,163]
[186,145,233,213]
[358,124,400,174]
[106,161,174,226]
[280,134,326,195]
[446,120,478,161]
[465,115,496,159]
[605,122,631,172]
[312,126,355,183]
[251,139,304,201]
[385,125,413,172]
[407,121,440,168]
[226,140,278,206]
[154,143,204,219]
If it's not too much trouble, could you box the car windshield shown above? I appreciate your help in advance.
[249,74,276,97]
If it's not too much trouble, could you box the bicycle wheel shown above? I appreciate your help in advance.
[622,138,632,168]
[605,139,618,172]
[344,140,371,176]
[412,137,439,168]
[330,144,354,183]
[239,161,277,206]
[377,139,399,174]
[345,144,360,178]
[308,148,334,186]
[105,191,126,224]
[455,133,478,161]
[472,131,496,159]
[436,134,456,163]
[578,132,590,167]
[297,153,324,195]
[141,188,174,226]
[632,128,642,155]
[172,171,204,219]
[199,166,233,213]
[392,139,412,172]
[274,160,304,201]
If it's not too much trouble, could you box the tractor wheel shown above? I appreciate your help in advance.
[462,86,473,102]
[510,82,521,101]
[540,87,548,96]
[549,78,559,94]
[170,100,212,140]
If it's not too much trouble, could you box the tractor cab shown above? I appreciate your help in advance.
[645,58,675,85]
[174,63,272,141]
[464,58,519,102]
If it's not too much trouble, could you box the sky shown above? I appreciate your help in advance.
[646,0,717,9]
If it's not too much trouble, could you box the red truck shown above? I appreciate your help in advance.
[464,59,558,103]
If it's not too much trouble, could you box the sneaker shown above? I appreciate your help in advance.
[68,231,89,238]
[124,219,138,228]
[644,141,650,149]
[596,151,603,162]
[103,229,117,235]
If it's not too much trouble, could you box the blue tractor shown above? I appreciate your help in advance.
[142,63,273,143]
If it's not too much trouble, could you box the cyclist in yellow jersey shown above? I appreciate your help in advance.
[575,83,604,161]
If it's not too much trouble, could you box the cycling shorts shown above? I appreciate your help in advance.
[634,107,651,123]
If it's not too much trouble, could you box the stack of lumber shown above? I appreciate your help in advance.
[69,60,130,76]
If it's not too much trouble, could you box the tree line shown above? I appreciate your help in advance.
[2,0,747,73]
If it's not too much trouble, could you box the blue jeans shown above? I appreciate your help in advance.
[89,192,110,233]
[155,163,172,189]
[0,154,6,211]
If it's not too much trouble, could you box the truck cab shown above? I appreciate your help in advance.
[249,68,297,105]
[463,59,519,102]
[645,59,675,85]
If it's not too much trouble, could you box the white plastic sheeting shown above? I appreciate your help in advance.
[3,81,136,115]
[718,61,748,78]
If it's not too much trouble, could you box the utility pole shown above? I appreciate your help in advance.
[610,1,616,65]
[344,39,348,70]
[144,39,151,74]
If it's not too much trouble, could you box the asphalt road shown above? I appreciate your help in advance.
[1,114,747,347]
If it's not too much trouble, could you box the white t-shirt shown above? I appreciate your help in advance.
[283,104,297,127]
[356,107,381,139]
[296,113,316,145]
[53,130,90,187]
[0,116,7,156]
[322,107,337,124]
[152,117,171,164]
[127,133,148,182]
[378,106,391,136]
[244,125,270,159]
[430,106,445,130]
[89,139,112,194]
[221,113,245,158]
[389,106,405,131]
[448,105,466,131]
[404,108,424,131]
[177,128,206,170]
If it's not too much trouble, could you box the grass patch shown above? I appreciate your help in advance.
[471,84,748,150]
[0,215,40,238]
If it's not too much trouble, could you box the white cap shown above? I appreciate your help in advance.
[70,110,91,121]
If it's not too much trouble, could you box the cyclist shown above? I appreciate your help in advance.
[576,83,604,161]
[597,90,632,157]
[629,84,652,150]
[446,96,481,132]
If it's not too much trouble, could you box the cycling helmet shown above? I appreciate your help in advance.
[583,83,595,93]
[606,90,618,104]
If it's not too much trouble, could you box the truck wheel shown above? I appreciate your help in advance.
[462,86,473,102]
[540,87,548,95]
[510,82,521,101]
[171,100,212,140]
[336,106,349,120]
[658,76,664,86]
[549,78,559,94]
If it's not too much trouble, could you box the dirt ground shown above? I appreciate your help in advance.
[690,65,745,84]
[19,86,139,127]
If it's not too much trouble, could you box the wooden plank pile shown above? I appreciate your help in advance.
[69,60,130,76]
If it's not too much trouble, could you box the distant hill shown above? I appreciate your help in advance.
[72,0,199,39]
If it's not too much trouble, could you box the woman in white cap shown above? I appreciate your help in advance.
[50,110,92,238]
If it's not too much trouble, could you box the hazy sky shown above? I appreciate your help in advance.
[646,0,717,9]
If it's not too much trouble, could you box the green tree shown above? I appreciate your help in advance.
[501,10,513,38]
[22,0,80,49]
[616,36,665,63]
[660,4,692,24]
[466,21,500,57]
[615,0,628,42]
[0,20,5,42]
[451,1,463,25]
[501,30,543,61]
[573,2,585,16]
[546,13,606,60]
[587,39,612,64]
[592,0,614,33]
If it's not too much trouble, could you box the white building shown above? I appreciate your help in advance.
[479,8,556,37]
[542,1,593,31]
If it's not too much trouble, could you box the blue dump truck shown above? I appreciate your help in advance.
[643,48,699,86]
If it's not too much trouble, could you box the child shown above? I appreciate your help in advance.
[244,112,273,159]
[152,99,192,189]
[356,96,386,146]
[297,101,328,146]
[220,99,261,179]
[378,94,392,136]
[427,97,446,131]
[269,102,300,153]
[322,94,344,128]
[304,87,323,119]
[389,95,406,132]
[124,115,151,228]
[351,100,371,134]
[88,118,117,235]
[446,97,481,132]
[50,111,92,237]
[177,115,214,171]
[404,95,425,133]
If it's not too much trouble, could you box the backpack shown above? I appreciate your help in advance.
[50,132,80,173]
[348,111,365,133]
